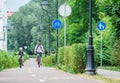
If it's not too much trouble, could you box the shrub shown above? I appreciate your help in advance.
[0,50,19,71]
[42,43,87,73]
[111,39,120,66]
[0,50,29,71]
[70,43,86,73]
[58,47,64,66]
[43,54,56,66]
[58,43,87,73]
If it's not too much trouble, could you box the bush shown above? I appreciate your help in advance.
[58,47,65,66]
[58,43,87,73]
[0,50,19,71]
[111,39,120,66]
[43,54,56,66]
[0,50,29,71]
[23,54,29,61]
[42,43,87,73]
[70,44,86,73]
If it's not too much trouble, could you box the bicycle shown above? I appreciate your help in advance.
[37,53,42,68]
[19,55,23,68]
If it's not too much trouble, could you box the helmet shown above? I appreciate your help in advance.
[19,47,23,50]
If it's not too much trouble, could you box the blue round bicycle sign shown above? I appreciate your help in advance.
[52,19,62,29]
[97,21,106,31]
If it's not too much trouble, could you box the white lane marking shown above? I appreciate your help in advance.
[43,76,81,80]
[31,74,36,77]
[38,79,45,82]
[28,71,33,74]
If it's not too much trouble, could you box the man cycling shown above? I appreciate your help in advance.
[18,47,24,67]
[34,42,44,66]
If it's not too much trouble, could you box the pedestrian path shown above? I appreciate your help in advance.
[97,69,120,80]
[0,58,104,83]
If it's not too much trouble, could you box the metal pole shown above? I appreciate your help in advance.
[85,0,96,75]
[45,27,47,57]
[56,0,58,65]
[64,17,66,46]
[100,31,102,67]
[48,16,50,56]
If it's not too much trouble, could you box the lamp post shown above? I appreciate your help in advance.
[85,0,96,75]
[41,0,59,61]
[37,32,40,42]
[55,0,58,65]
[40,0,50,56]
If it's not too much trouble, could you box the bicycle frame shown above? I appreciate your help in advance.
[37,54,41,68]
[19,55,22,68]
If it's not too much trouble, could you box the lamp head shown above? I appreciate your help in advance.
[40,0,50,10]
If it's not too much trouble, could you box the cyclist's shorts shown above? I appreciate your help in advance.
[37,52,42,57]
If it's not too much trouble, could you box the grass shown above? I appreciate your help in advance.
[78,73,120,83]
[57,66,120,83]
[77,66,120,83]
[98,66,120,72]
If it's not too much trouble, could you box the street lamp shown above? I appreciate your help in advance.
[40,0,51,56]
[41,0,59,64]
[85,0,96,75]
[56,0,59,65]
[40,0,50,10]
[37,32,40,42]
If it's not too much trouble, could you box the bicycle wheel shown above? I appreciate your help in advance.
[19,58,22,68]
[37,56,41,68]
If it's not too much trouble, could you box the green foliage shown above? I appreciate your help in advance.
[0,50,29,71]
[8,2,42,54]
[43,43,87,73]
[111,39,120,66]
[70,44,86,73]
[58,47,64,65]
[0,50,19,71]
[92,12,115,66]
[58,43,87,73]
[99,66,120,72]
[23,54,29,61]
[67,20,89,45]
[96,0,120,38]
[42,54,56,66]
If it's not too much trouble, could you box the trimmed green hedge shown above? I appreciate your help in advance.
[43,54,56,66]
[58,43,86,73]
[111,39,120,66]
[0,50,29,71]
[0,50,18,71]
[43,43,87,73]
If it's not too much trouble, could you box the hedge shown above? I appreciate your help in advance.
[0,50,29,71]
[42,54,56,66]
[58,43,86,73]
[0,50,18,71]
[43,43,87,73]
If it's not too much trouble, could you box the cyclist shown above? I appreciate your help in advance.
[34,42,44,66]
[18,47,24,66]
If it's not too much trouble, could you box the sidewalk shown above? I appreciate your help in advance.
[97,69,120,80]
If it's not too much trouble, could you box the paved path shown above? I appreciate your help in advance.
[0,58,104,83]
[97,69,120,80]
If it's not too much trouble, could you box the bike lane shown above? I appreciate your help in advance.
[0,58,104,83]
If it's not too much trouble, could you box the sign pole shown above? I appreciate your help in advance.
[100,31,102,67]
[64,17,66,46]
[97,21,106,67]
[59,3,71,47]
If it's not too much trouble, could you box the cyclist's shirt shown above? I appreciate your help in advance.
[18,51,24,56]
[35,45,43,53]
